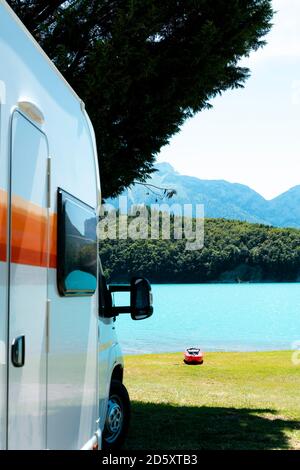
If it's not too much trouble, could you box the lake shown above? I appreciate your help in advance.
[114,283,300,354]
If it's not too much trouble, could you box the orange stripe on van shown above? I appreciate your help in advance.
[0,189,57,268]
[11,195,49,267]
[0,191,58,268]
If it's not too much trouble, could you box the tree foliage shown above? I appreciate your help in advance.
[99,218,300,283]
[8,0,273,198]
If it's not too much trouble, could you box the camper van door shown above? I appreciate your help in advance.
[7,110,49,449]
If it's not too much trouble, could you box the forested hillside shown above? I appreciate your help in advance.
[99,218,300,283]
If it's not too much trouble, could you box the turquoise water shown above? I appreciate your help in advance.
[114,283,300,354]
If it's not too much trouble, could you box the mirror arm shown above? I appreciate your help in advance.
[105,279,153,320]
[111,306,132,315]
[104,284,132,318]
[109,284,131,293]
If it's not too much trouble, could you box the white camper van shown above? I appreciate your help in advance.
[0,0,153,450]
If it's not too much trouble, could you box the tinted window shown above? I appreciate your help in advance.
[57,189,97,296]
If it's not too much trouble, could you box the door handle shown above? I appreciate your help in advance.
[11,335,25,368]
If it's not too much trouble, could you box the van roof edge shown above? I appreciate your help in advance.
[1,0,83,108]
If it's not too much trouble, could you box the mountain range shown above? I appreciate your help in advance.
[107,162,300,228]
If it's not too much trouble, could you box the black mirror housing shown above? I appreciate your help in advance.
[130,277,153,320]
[107,277,153,320]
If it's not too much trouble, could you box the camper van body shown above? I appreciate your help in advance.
[0,0,131,450]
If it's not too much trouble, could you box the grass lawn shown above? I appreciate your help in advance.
[123,351,300,450]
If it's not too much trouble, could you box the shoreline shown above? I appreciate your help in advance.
[123,348,294,356]
[147,280,300,284]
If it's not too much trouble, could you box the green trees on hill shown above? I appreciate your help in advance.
[99,218,300,283]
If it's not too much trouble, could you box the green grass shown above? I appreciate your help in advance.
[123,351,300,450]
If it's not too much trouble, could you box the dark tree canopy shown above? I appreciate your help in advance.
[8,0,273,198]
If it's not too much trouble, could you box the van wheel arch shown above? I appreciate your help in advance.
[111,364,124,383]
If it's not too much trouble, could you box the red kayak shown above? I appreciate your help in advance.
[184,347,204,365]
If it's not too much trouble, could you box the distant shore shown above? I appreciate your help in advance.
[122,346,295,355]
[147,279,300,284]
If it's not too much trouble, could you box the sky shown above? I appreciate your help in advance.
[157,0,300,200]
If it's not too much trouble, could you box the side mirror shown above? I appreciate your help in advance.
[107,277,153,320]
[130,277,153,320]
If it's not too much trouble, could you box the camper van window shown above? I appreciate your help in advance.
[57,189,97,296]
